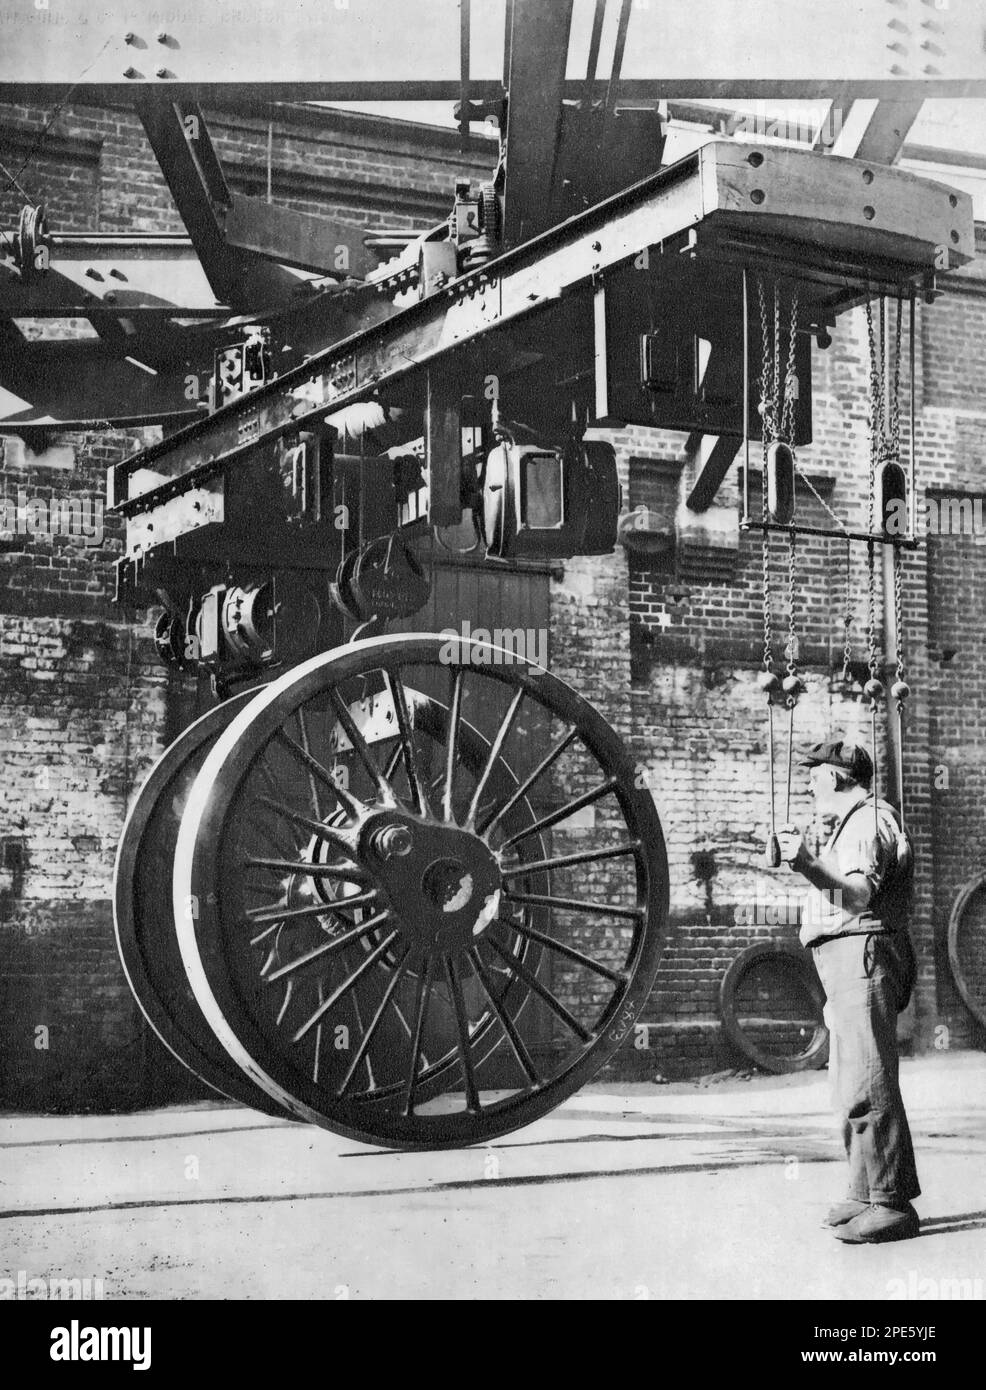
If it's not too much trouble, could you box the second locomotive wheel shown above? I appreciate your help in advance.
[173,634,669,1148]
[113,690,291,1117]
[719,942,829,1075]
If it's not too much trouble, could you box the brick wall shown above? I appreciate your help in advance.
[0,430,198,1108]
[0,100,493,239]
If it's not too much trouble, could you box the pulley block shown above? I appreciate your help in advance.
[154,610,195,672]
[461,182,501,270]
[348,534,431,620]
[482,438,619,561]
[13,203,51,277]
[211,325,272,410]
[578,441,622,554]
[418,239,459,300]
[331,550,363,622]
[154,575,322,676]
[222,583,276,664]
[877,459,908,538]
[765,441,796,525]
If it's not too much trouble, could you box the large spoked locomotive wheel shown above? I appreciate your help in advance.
[114,690,292,1117]
[173,634,669,1148]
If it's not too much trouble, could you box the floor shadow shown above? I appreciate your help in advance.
[918,1210,986,1236]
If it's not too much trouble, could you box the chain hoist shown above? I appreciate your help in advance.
[781,529,804,828]
[862,295,912,838]
[891,543,910,831]
[756,278,802,866]
[863,300,886,839]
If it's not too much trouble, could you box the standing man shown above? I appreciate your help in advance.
[775,739,920,1244]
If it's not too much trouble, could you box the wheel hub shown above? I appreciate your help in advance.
[362,813,502,951]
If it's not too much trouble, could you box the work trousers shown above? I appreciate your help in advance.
[811,932,920,1207]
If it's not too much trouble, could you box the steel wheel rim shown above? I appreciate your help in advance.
[947,873,986,1030]
[113,689,293,1117]
[174,634,669,1148]
[719,942,829,1074]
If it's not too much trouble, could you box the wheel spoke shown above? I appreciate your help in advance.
[442,668,465,822]
[502,917,627,983]
[275,726,364,819]
[348,984,376,1093]
[242,813,299,862]
[295,706,322,819]
[444,954,481,1113]
[465,685,524,828]
[383,740,403,782]
[312,980,324,1083]
[391,998,413,1041]
[482,934,594,1042]
[265,908,391,983]
[384,669,433,816]
[276,979,294,1026]
[256,756,291,807]
[291,929,400,1044]
[501,841,640,877]
[328,685,395,803]
[501,777,619,849]
[401,956,435,1117]
[244,855,370,885]
[468,946,540,1086]
[245,890,377,928]
[505,890,644,920]
[249,921,283,948]
[476,724,578,836]
[313,1021,323,1082]
[338,949,411,1098]
[257,795,358,859]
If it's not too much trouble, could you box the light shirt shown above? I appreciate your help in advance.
[800,795,912,948]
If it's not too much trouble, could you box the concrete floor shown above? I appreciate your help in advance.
[1,1052,983,1300]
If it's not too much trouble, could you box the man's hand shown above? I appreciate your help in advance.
[776,822,810,871]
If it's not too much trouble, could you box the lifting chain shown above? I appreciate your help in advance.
[758,274,776,675]
[865,298,886,465]
[757,278,800,448]
[863,297,888,698]
[889,298,903,463]
[891,541,909,831]
[893,547,906,693]
[758,278,774,435]
[785,530,799,687]
[864,302,883,841]
[866,540,880,685]
[757,279,779,864]
[756,278,802,867]
[865,535,882,839]
[842,536,854,685]
[781,530,801,828]
[884,298,910,829]
[865,294,904,468]
[862,296,911,837]
[780,287,800,447]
